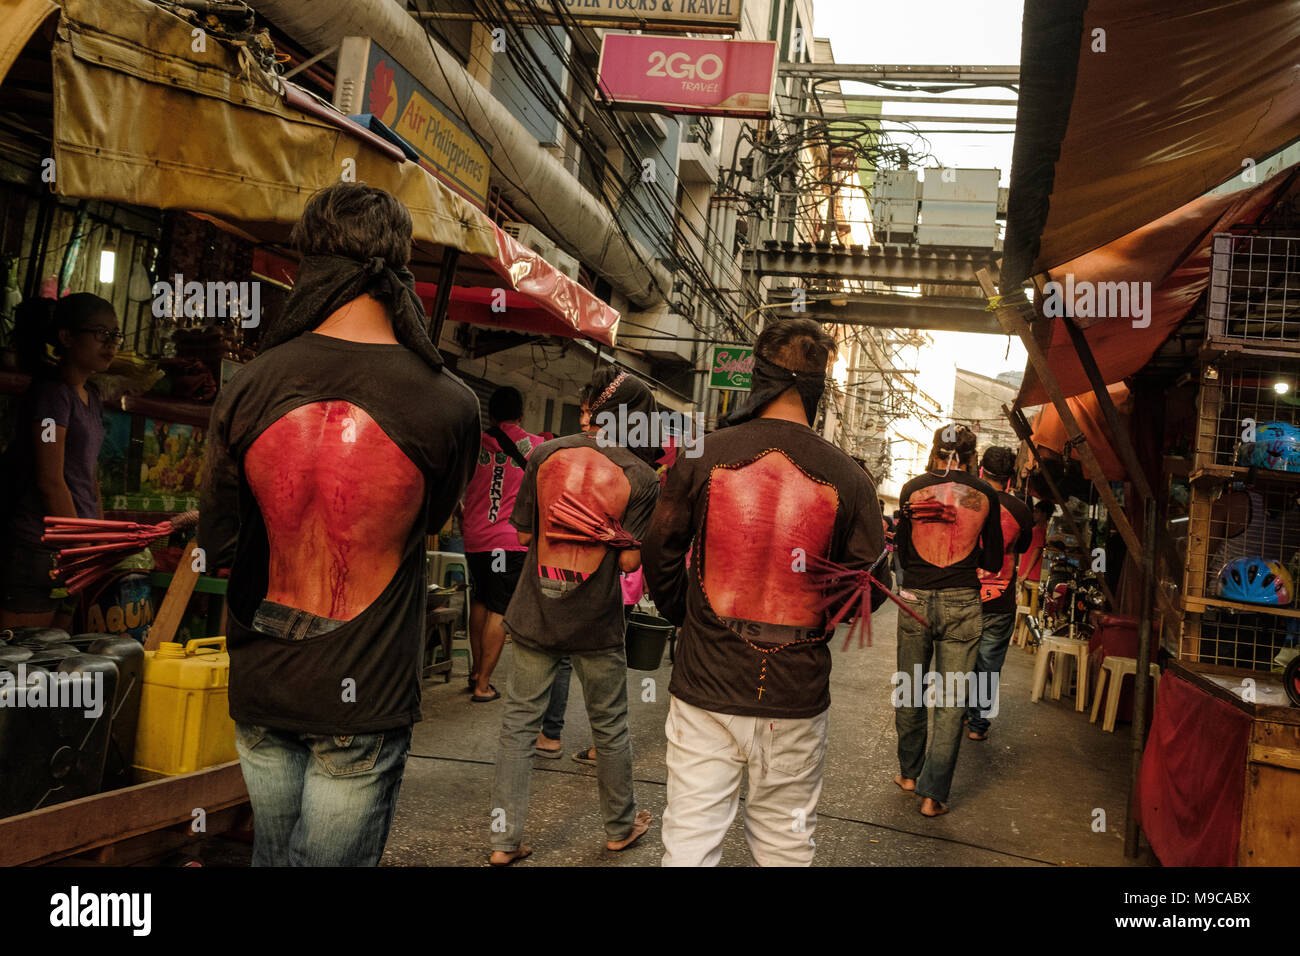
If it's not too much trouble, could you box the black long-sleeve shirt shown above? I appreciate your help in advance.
[643,417,884,718]
[199,333,480,733]
[895,469,1003,591]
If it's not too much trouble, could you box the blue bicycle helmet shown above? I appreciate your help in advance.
[1237,421,1300,472]
[1217,556,1293,606]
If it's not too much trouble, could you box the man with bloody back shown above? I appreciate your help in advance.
[892,424,1002,817]
[200,183,480,866]
[965,445,1033,742]
[487,366,660,865]
[643,318,884,867]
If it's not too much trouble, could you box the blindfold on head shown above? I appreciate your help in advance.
[720,353,826,428]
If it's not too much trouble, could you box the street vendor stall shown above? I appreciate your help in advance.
[0,0,620,862]
[995,0,1300,866]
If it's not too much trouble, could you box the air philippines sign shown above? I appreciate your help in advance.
[709,344,754,390]
[334,37,492,207]
[549,0,742,31]
[597,35,778,118]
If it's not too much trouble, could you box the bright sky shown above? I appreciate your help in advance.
[813,0,1028,390]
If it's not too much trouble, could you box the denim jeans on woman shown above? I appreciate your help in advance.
[490,639,639,851]
[235,599,412,866]
[894,586,982,804]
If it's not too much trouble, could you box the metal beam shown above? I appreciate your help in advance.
[778,63,1020,84]
[808,92,1020,107]
[742,244,999,285]
[790,113,1016,125]
[770,294,1003,333]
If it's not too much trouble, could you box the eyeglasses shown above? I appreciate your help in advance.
[78,328,125,345]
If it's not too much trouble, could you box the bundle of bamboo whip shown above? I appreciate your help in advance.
[42,510,199,594]
[903,499,957,523]
[547,492,640,549]
[807,545,930,649]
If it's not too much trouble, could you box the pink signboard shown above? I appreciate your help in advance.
[596,34,778,118]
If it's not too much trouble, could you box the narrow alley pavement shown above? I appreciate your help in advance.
[382,602,1155,867]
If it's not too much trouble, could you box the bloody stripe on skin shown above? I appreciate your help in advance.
[245,400,423,621]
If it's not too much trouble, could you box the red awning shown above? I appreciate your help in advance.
[1030,383,1131,482]
[252,222,620,347]
[1016,167,1299,407]
[416,224,619,346]
[1002,0,1300,287]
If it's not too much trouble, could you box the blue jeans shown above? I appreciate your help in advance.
[542,657,573,740]
[490,640,638,851]
[894,586,982,804]
[965,610,1016,735]
[235,722,413,866]
[239,597,409,865]
[251,599,346,641]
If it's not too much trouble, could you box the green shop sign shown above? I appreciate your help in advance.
[709,344,754,391]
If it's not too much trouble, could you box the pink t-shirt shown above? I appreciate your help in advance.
[462,422,543,553]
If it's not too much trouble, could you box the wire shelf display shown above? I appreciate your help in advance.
[1193,355,1300,473]
[1187,607,1300,671]
[1184,483,1300,602]
[1206,233,1300,345]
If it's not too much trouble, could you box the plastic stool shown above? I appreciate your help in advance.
[1090,656,1161,732]
[1031,634,1091,711]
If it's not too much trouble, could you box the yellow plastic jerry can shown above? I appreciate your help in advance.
[133,636,237,780]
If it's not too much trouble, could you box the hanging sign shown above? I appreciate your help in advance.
[597,35,778,117]
[709,344,754,390]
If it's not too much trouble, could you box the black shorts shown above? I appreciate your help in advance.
[465,550,527,616]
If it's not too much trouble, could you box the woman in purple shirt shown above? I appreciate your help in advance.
[1,293,120,628]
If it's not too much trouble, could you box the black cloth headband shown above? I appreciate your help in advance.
[263,253,444,372]
[720,353,826,429]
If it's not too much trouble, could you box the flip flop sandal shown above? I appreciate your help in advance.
[571,748,598,766]
[489,846,532,867]
[534,745,563,759]
[471,685,501,702]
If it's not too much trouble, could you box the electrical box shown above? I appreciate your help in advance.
[917,168,1000,248]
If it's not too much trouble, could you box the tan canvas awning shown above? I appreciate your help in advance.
[8,0,497,263]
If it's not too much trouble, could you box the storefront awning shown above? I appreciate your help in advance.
[9,0,498,265]
[1002,0,1300,288]
[1015,168,1299,407]
[255,219,620,346]
[4,0,619,343]
[1030,383,1131,483]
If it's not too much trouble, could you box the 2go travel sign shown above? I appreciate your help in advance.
[597,35,778,117]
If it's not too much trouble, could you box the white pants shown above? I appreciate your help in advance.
[661,695,828,867]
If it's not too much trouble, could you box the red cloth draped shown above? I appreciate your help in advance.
[1136,672,1251,866]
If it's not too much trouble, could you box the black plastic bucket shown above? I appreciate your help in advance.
[625,612,673,671]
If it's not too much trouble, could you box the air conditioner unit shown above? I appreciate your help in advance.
[502,221,554,260]
[547,249,580,281]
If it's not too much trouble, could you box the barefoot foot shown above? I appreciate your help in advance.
[920,798,949,817]
[489,845,533,866]
[606,810,652,851]
[894,774,916,793]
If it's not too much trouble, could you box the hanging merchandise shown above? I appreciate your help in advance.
[1237,421,1300,472]
[1216,556,1294,607]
